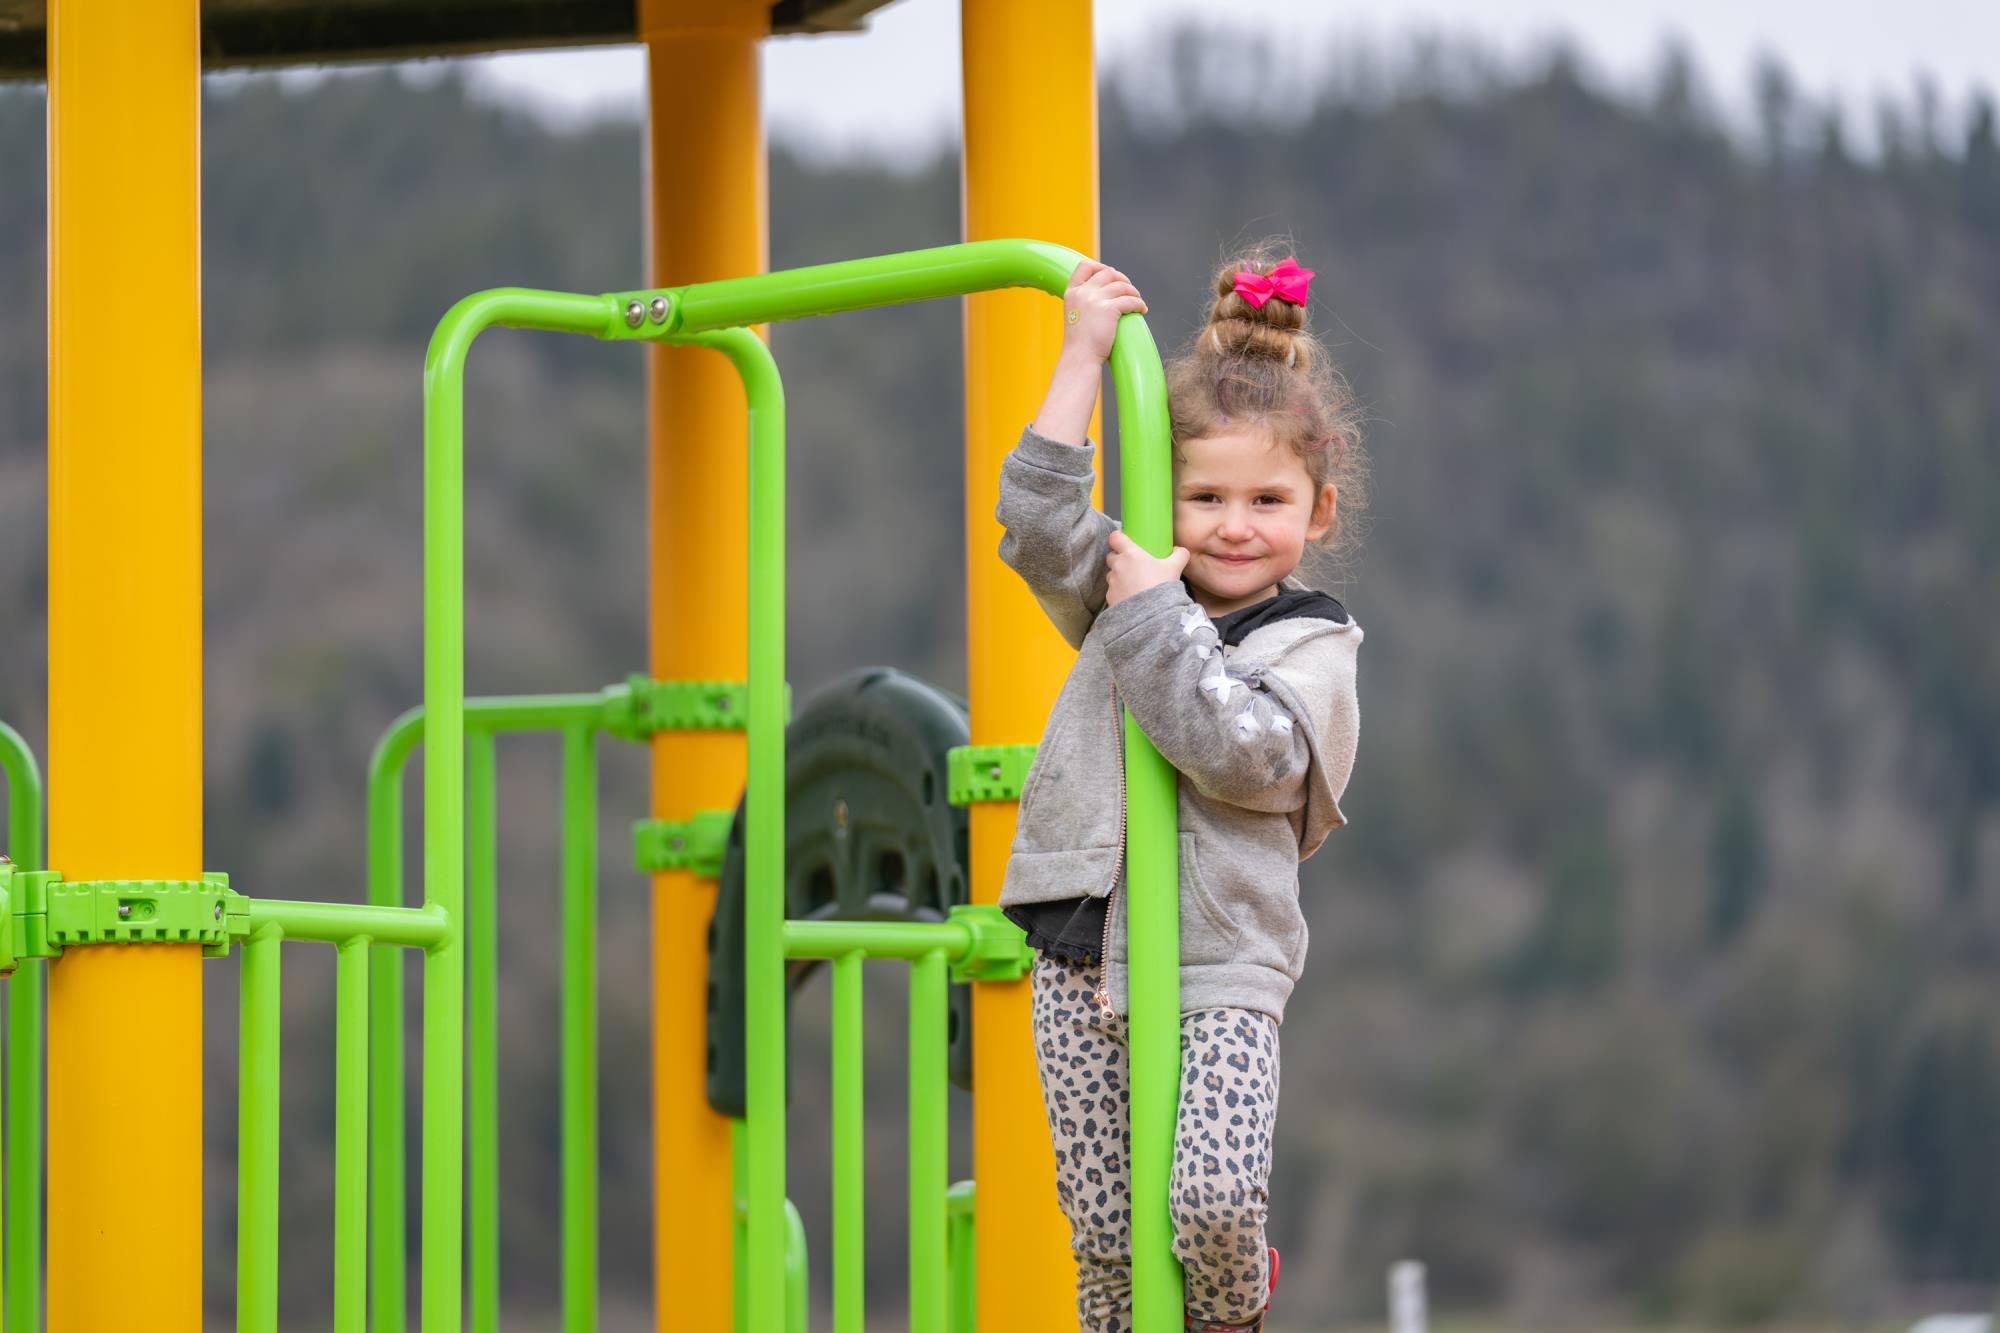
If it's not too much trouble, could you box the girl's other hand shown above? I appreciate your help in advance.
[1105,530,1189,605]
[1061,259,1148,364]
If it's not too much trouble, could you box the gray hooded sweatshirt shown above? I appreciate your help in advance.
[995,426,1362,1025]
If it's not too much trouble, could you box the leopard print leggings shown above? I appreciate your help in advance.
[1030,952,1281,1331]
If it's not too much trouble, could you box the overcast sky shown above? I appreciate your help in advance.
[453,0,1995,163]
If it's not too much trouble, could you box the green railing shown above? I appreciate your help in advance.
[421,239,1181,1331]
[0,721,43,1333]
[367,686,714,1333]
[235,893,449,1333]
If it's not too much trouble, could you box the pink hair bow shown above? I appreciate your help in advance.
[1232,257,1315,309]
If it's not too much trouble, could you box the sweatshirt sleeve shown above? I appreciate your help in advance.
[995,426,1116,651]
[1093,581,1316,814]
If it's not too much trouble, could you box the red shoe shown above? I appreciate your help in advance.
[1185,1247,1279,1331]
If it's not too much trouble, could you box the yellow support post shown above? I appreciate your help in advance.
[639,2,768,1327]
[44,2,206,1332]
[962,0,1102,1327]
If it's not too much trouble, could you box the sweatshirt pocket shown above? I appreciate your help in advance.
[1178,832,1241,966]
[1014,711,1070,827]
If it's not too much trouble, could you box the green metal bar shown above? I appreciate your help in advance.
[0,721,43,1333]
[457,693,606,733]
[908,950,949,1333]
[783,919,973,964]
[236,925,283,1333]
[946,1181,975,1333]
[334,936,370,1333]
[673,325,789,1333]
[244,899,449,950]
[423,288,611,1333]
[366,709,417,1333]
[831,950,864,1333]
[561,723,599,1333]
[1109,303,1183,1333]
[668,239,1081,333]
[467,728,499,1333]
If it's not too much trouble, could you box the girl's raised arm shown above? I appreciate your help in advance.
[996,261,1150,648]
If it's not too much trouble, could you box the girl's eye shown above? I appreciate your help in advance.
[1255,495,1284,505]
[1187,493,1218,503]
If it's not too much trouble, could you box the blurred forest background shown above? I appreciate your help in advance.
[0,27,1997,1333]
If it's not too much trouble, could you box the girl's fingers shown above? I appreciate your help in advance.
[1107,530,1134,552]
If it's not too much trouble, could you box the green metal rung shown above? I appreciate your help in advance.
[634,810,735,878]
[946,743,1038,805]
[601,675,792,740]
[946,904,1032,984]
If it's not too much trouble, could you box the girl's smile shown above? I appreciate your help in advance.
[1174,427,1337,616]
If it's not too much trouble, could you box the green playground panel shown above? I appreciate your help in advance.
[417,239,1183,1332]
[0,718,444,1333]
[0,240,1181,1333]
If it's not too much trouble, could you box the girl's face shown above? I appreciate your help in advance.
[1172,427,1337,617]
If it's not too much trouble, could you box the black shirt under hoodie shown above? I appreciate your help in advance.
[1002,587,1349,966]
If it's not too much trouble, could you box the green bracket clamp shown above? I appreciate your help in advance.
[947,904,1032,984]
[946,744,1039,805]
[601,675,792,740]
[633,810,735,879]
[0,865,242,972]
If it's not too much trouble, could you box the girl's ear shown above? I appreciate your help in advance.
[1307,483,1338,541]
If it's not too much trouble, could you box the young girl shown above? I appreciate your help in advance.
[996,251,1365,1332]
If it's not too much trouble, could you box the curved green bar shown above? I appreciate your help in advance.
[363,705,420,1333]
[666,238,1083,331]
[0,721,42,1333]
[421,287,619,1332]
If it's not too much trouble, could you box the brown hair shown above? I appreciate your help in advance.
[1165,243,1368,572]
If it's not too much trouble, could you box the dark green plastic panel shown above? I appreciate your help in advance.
[706,667,971,1117]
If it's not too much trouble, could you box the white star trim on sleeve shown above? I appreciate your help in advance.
[1200,667,1240,705]
[1268,713,1294,736]
[1179,604,1210,638]
[1234,709,1264,741]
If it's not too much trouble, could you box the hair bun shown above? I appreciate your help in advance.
[1205,252,1311,367]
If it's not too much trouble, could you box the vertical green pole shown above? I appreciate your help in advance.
[831,950,865,1333]
[2,722,43,1333]
[334,936,370,1333]
[2,962,40,1333]
[908,950,949,1333]
[467,727,500,1333]
[561,723,598,1333]
[1110,313,1184,1333]
[236,926,283,1333]
[946,1181,976,1333]
[367,714,417,1333]
[681,328,787,1333]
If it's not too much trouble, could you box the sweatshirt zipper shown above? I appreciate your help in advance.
[1094,678,1126,1018]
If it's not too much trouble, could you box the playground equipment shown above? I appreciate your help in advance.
[21,2,1109,1328]
[0,241,1194,1331]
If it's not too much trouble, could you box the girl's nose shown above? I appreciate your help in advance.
[1218,506,1255,539]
